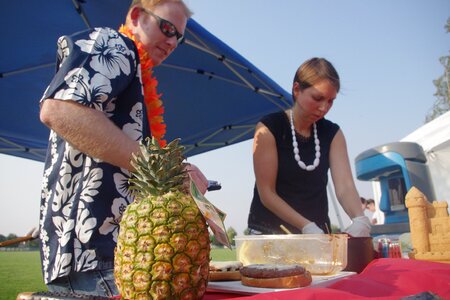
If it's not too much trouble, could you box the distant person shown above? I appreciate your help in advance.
[365,198,378,224]
[247,57,371,237]
[361,197,368,210]
[38,0,207,297]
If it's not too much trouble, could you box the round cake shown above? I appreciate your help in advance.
[240,264,312,288]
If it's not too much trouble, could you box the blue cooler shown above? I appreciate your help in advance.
[355,142,435,227]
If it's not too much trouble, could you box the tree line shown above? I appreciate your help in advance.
[426,18,450,122]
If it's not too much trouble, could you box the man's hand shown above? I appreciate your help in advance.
[184,163,208,195]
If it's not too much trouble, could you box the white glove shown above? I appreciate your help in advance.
[345,216,371,237]
[302,222,324,234]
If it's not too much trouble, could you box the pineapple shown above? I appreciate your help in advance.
[114,137,211,299]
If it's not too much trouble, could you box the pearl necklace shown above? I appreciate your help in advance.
[289,110,321,171]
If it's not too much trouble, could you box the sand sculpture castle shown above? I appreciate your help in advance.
[405,186,450,263]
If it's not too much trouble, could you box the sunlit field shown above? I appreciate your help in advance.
[0,248,236,299]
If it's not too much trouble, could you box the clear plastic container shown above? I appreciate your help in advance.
[235,234,348,275]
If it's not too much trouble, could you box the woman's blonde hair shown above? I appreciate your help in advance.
[293,57,340,93]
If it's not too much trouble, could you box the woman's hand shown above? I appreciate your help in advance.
[345,216,371,237]
[302,222,324,234]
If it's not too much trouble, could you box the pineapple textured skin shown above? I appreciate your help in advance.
[114,138,211,299]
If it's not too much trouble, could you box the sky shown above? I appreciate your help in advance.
[1,0,449,237]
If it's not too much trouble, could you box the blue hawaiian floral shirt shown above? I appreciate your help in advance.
[39,27,147,284]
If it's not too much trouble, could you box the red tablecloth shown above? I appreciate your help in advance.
[204,258,450,300]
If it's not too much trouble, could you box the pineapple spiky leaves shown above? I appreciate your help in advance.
[114,137,211,299]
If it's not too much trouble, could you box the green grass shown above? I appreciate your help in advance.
[210,247,237,261]
[0,251,46,300]
[0,248,236,299]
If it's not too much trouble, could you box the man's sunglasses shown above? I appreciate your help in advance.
[141,8,185,44]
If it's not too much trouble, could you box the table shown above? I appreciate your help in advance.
[17,258,449,299]
[203,258,450,300]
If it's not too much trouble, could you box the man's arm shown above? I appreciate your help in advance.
[40,99,140,171]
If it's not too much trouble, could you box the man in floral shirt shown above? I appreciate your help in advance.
[39,0,207,296]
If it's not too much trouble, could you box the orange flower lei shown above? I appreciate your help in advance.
[119,25,167,147]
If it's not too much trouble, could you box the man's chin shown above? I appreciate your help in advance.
[150,54,167,67]
[151,59,162,67]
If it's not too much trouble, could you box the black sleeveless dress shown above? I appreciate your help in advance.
[248,111,340,234]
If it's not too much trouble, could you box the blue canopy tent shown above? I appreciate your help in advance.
[0,1,291,162]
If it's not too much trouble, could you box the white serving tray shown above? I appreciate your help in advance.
[207,271,355,295]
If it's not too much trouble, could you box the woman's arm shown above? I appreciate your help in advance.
[40,99,140,171]
[253,122,312,231]
[329,130,371,237]
[329,129,365,219]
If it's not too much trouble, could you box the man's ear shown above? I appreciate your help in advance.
[129,6,141,27]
